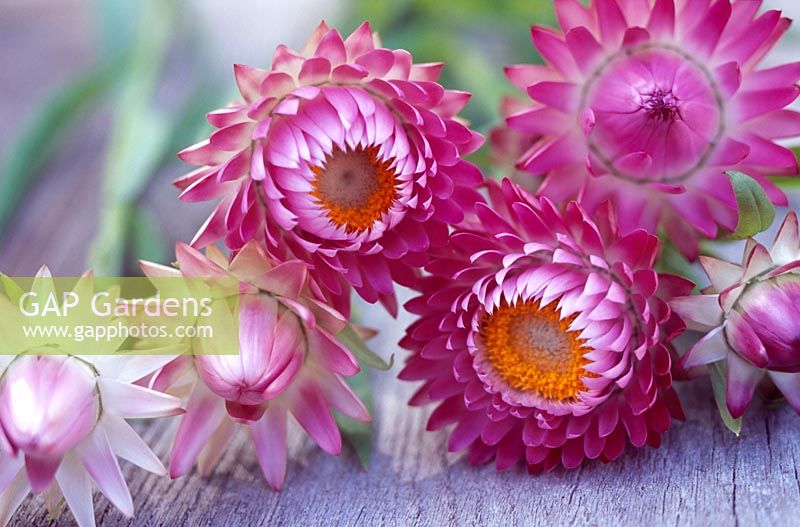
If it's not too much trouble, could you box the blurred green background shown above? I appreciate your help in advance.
[0,0,797,277]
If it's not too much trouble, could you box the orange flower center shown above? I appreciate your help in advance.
[479,299,592,402]
[310,146,399,234]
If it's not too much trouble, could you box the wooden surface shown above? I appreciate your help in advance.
[3,2,800,526]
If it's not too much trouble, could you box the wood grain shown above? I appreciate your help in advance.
[2,3,800,526]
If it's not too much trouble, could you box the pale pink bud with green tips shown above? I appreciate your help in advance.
[671,212,800,419]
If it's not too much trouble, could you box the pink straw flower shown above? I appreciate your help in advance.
[0,271,182,527]
[176,21,485,316]
[140,242,370,490]
[506,0,800,258]
[399,180,691,472]
[671,212,800,419]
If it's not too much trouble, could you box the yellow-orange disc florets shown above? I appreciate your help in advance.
[479,299,592,402]
[310,146,400,234]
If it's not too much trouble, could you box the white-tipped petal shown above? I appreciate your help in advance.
[197,418,237,478]
[698,256,742,292]
[683,325,729,369]
[670,294,724,330]
[77,427,133,518]
[726,353,763,419]
[743,243,773,280]
[97,378,184,419]
[771,211,799,265]
[55,452,96,527]
[0,470,30,527]
[102,415,166,476]
[768,371,800,415]
[93,353,184,385]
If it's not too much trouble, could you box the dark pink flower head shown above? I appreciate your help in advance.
[671,212,800,419]
[177,21,485,316]
[506,0,800,258]
[399,180,692,472]
[141,242,370,490]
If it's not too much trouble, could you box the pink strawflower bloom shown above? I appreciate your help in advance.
[0,272,182,527]
[176,21,484,316]
[399,180,691,472]
[671,212,800,419]
[506,0,800,258]
[140,242,370,490]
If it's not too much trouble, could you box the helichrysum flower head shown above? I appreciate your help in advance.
[0,271,182,527]
[141,242,370,490]
[399,180,691,472]
[671,212,800,419]
[506,0,800,258]
[176,21,485,316]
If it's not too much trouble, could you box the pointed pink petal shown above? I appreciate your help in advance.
[682,326,728,369]
[670,295,724,330]
[77,427,133,517]
[250,404,287,490]
[768,371,800,415]
[772,212,799,265]
[102,415,165,476]
[0,471,30,527]
[699,256,742,292]
[647,0,675,38]
[687,0,730,56]
[97,378,183,419]
[319,375,370,422]
[344,22,375,59]
[289,381,341,455]
[726,353,762,418]
[55,453,94,527]
[169,383,226,478]
[24,455,60,492]
[726,310,768,368]
[197,418,237,478]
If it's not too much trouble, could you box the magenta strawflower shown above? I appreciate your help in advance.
[671,212,800,419]
[399,180,691,472]
[140,242,369,490]
[176,21,484,316]
[0,271,182,527]
[506,0,800,258]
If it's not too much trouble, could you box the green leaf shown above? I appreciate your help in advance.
[88,204,134,276]
[709,362,742,436]
[89,0,176,274]
[717,171,776,241]
[336,325,394,371]
[0,274,25,304]
[131,208,169,264]
[656,238,702,291]
[334,369,374,469]
[0,61,121,236]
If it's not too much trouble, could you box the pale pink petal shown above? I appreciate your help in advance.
[55,453,95,527]
[250,404,287,490]
[97,378,184,419]
[77,427,133,517]
[725,353,763,418]
[102,415,165,476]
[169,383,226,478]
